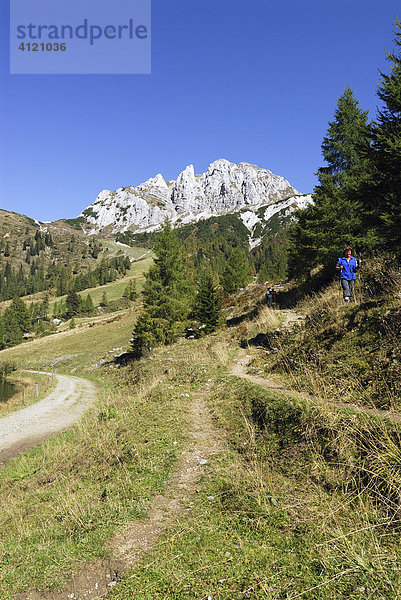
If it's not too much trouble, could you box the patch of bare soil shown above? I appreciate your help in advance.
[15,383,223,600]
[280,309,305,329]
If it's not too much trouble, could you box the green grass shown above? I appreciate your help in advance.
[0,321,233,598]
[1,267,401,599]
[0,336,222,598]
[48,253,153,313]
[0,307,140,375]
[0,380,187,596]
[113,376,401,600]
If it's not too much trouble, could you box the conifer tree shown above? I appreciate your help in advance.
[221,248,251,293]
[40,295,50,320]
[56,265,72,296]
[131,220,194,356]
[84,294,95,314]
[100,291,108,307]
[10,296,30,333]
[368,20,401,249]
[53,301,60,318]
[29,300,40,326]
[193,275,222,333]
[0,315,4,350]
[53,300,66,319]
[65,289,80,317]
[1,308,23,347]
[254,235,289,281]
[288,87,372,278]
[123,280,137,301]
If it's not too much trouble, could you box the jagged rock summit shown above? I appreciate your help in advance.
[79,158,311,235]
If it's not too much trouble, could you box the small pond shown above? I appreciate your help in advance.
[0,380,19,403]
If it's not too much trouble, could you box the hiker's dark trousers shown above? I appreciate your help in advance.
[341,279,355,299]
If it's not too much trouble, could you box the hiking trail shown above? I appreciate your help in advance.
[230,307,401,424]
[15,381,224,600]
[230,349,401,425]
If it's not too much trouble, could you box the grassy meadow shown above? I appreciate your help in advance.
[1,262,401,599]
[0,246,153,314]
[0,306,139,375]
[114,376,401,600]
[0,324,230,598]
[49,252,153,313]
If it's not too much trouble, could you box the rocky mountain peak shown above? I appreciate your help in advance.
[138,173,168,189]
[79,159,312,239]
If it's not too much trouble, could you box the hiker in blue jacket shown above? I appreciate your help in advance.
[336,246,361,303]
[266,287,273,307]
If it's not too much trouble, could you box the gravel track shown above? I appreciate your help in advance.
[0,372,98,466]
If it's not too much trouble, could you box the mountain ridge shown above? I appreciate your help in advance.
[79,158,312,237]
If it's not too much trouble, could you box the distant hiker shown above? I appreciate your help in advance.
[266,287,273,307]
[266,287,275,308]
[336,246,361,303]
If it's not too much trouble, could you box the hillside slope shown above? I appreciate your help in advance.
[252,256,401,410]
[1,263,401,599]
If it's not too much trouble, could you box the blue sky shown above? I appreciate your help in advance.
[0,0,399,221]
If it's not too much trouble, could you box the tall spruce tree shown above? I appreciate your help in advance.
[193,274,222,333]
[9,296,30,333]
[84,294,95,314]
[65,289,81,317]
[131,220,194,356]
[40,295,50,320]
[221,248,251,293]
[1,308,23,347]
[289,87,372,279]
[123,280,137,301]
[368,20,401,250]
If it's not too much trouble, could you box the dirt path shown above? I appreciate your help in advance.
[15,382,223,600]
[0,372,98,466]
[230,349,401,424]
[279,308,305,329]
